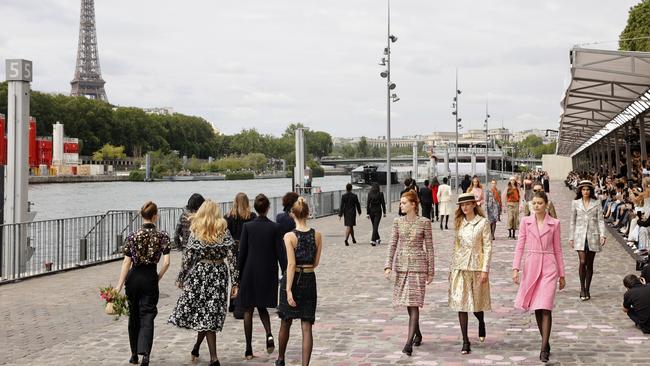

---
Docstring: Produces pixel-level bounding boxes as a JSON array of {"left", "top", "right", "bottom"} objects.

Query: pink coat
[{"left": 512, "top": 214, "right": 565, "bottom": 311}]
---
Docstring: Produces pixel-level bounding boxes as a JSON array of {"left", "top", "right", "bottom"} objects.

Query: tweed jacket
[
  {"left": 450, "top": 215, "right": 492, "bottom": 272},
  {"left": 569, "top": 198, "right": 606, "bottom": 252},
  {"left": 385, "top": 216, "right": 434, "bottom": 275}
]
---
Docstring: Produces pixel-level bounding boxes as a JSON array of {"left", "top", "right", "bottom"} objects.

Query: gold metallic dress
[
  {"left": 448, "top": 215, "right": 492, "bottom": 312},
  {"left": 385, "top": 216, "right": 434, "bottom": 307}
]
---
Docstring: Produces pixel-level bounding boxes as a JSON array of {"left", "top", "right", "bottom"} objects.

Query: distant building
[
  {"left": 511, "top": 128, "right": 545, "bottom": 143},
  {"left": 142, "top": 107, "right": 174, "bottom": 115}
]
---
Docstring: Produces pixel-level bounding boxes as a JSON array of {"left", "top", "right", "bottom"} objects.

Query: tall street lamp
[
  {"left": 484, "top": 102, "right": 490, "bottom": 185},
  {"left": 379, "top": 0, "right": 399, "bottom": 212},
  {"left": 452, "top": 70, "right": 462, "bottom": 192}
]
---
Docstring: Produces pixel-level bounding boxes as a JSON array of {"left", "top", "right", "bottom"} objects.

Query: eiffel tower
[{"left": 70, "top": 0, "right": 108, "bottom": 101}]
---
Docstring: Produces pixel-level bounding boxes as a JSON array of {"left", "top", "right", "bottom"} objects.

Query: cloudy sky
[{"left": 0, "top": 0, "right": 640, "bottom": 137}]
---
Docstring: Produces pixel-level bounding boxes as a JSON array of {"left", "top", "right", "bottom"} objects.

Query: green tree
[
  {"left": 620, "top": 0, "right": 650, "bottom": 51},
  {"left": 357, "top": 137, "right": 369, "bottom": 157},
  {"left": 92, "top": 144, "right": 127, "bottom": 161}
]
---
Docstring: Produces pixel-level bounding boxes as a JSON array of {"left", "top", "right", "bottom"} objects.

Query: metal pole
[
  {"left": 4, "top": 60, "right": 32, "bottom": 279},
  {"left": 485, "top": 102, "right": 489, "bottom": 185},
  {"left": 385, "top": 0, "right": 392, "bottom": 212},
  {"left": 640, "top": 114, "right": 647, "bottom": 163},
  {"left": 455, "top": 70, "right": 459, "bottom": 193}
]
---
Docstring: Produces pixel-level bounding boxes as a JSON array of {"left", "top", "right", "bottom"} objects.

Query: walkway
[{"left": 0, "top": 182, "right": 645, "bottom": 365}]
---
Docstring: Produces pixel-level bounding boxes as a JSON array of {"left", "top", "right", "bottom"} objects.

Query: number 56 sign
[{"left": 5, "top": 59, "right": 32, "bottom": 82}]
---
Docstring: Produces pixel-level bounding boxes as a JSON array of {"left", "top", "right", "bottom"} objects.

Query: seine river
[{"left": 28, "top": 175, "right": 352, "bottom": 220}]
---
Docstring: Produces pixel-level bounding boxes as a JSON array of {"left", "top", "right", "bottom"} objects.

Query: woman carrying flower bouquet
[
  {"left": 116, "top": 201, "right": 171, "bottom": 366},
  {"left": 168, "top": 200, "right": 239, "bottom": 366}
]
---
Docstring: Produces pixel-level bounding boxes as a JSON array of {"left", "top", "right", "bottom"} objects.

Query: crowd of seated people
[{"left": 565, "top": 152, "right": 650, "bottom": 262}]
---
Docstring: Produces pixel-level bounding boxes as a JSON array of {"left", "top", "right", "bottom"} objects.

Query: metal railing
[
  {"left": 1, "top": 208, "right": 183, "bottom": 282},
  {"left": 0, "top": 185, "right": 402, "bottom": 283}
]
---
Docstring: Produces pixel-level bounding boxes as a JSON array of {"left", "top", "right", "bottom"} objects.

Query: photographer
[{"left": 623, "top": 274, "right": 650, "bottom": 334}]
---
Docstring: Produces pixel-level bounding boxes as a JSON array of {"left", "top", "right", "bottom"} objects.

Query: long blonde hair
[
  {"left": 228, "top": 192, "right": 252, "bottom": 219},
  {"left": 454, "top": 202, "right": 486, "bottom": 233},
  {"left": 467, "top": 177, "right": 482, "bottom": 193},
  {"left": 191, "top": 200, "right": 227, "bottom": 243}
]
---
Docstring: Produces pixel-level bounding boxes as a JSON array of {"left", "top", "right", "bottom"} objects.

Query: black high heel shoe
[
  {"left": 540, "top": 350, "right": 550, "bottom": 363},
  {"left": 191, "top": 346, "right": 200, "bottom": 362},
  {"left": 412, "top": 332, "right": 422, "bottom": 347},
  {"left": 344, "top": 239, "right": 349, "bottom": 246},
  {"left": 478, "top": 322, "right": 486, "bottom": 342},
  {"left": 266, "top": 334, "right": 275, "bottom": 354},
  {"left": 352, "top": 238, "right": 357, "bottom": 244},
  {"left": 402, "top": 342, "right": 413, "bottom": 356},
  {"left": 461, "top": 341, "right": 471, "bottom": 355},
  {"left": 580, "top": 289, "right": 587, "bottom": 301},
  {"left": 140, "top": 355, "right": 149, "bottom": 366},
  {"left": 245, "top": 346, "right": 253, "bottom": 360},
  {"left": 209, "top": 360, "right": 221, "bottom": 366},
  {"left": 585, "top": 290, "right": 591, "bottom": 300},
  {"left": 129, "top": 354, "right": 139, "bottom": 364},
  {"left": 275, "top": 360, "right": 285, "bottom": 366}
]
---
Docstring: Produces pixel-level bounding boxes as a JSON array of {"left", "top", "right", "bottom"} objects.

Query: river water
[{"left": 28, "top": 176, "right": 352, "bottom": 220}]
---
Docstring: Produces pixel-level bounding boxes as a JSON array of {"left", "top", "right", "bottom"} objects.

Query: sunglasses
[{"left": 533, "top": 189, "right": 542, "bottom": 192}]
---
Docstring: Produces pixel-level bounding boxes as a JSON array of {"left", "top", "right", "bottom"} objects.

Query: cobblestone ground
[{"left": 0, "top": 182, "right": 646, "bottom": 365}]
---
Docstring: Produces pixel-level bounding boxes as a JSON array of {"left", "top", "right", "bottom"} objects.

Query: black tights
[
  {"left": 406, "top": 306, "right": 421, "bottom": 345},
  {"left": 345, "top": 226, "right": 356, "bottom": 242},
  {"left": 534, "top": 310, "right": 552, "bottom": 352},
  {"left": 440, "top": 215, "right": 449, "bottom": 228},
  {"left": 577, "top": 250, "right": 596, "bottom": 294},
  {"left": 243, "top": 307, "right": 272, "bottom": 349},
  {"left": 277, "top": 319, "right": 313, "bottom": 366},
  {"left": 194, "top": 331, "right": 218, "bottom": 362},
  {"left": 490, "top": 222, "right": 497, "bottom": 239},
  {"left": 458, "top": 311, "right": 485, "bottom": 342}
]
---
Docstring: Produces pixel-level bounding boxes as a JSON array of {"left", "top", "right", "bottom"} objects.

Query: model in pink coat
[{"left": 512, "top": 192, "right": 565, "bottom": 363}]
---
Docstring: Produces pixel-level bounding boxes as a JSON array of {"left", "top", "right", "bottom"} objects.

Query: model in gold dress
[{"left": 448, "top": 193, "right": 492, "bottom": 355}]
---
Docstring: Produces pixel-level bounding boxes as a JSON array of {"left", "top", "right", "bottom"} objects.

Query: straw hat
[
  {"left": 577, "top": 180, "right": 594, "bottom": 189},
  {"left": 457, "top": 192, "right": 477, "bottom": 205}
]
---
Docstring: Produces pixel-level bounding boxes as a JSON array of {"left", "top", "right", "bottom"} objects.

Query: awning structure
[{"left": 557, "top": 47, "right": 650, "bottom": 157}]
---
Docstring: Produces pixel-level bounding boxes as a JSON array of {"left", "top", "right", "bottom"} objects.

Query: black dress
[
  {"left": 238, "top": 216, "right": 287, "bottom": 308},
  {"left": 168, "top": 232, "right": 239, "bottom": 332},
  {"left": 225, "top": 212, "right": 257, "bottom": 242},
  {"left": 225, "top": 212, "right": 256, "bottom": 316},
  {"left": 339, "top": 192, "right": 361, "bottom": 226},
  {"left": 278, "top": 229, "right": 318, "bottom": 324}
]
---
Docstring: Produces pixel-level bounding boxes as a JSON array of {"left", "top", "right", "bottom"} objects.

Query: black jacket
[
  {"left": 238, "top": 216, "right": 287, "bottom": 308},
  {"left": 419, "top": 186, "right": 433, "bottom": 205},
  {"left": 367, "top": 191, "right": 386, "bottom": 215}
]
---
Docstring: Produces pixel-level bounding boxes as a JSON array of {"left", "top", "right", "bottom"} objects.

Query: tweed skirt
[{"left": 392, "top": 271, "right": 427, "bottom": 307}]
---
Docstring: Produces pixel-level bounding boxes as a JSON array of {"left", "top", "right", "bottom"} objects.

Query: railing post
[{"left": 79, "top": 238, "right": 87, "bottom": 261}]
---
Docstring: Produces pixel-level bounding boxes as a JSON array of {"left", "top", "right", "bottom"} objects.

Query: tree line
[{"left": 0, "top": 82, "right": 332, "bottom": 162}]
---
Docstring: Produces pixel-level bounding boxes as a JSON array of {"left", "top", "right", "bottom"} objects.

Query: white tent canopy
[{"left": 557, "top": 47, "right": 650, "bottom": 157}]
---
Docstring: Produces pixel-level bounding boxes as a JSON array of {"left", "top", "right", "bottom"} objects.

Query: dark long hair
[
  {"left": 575, "top": 185, "right": 597, "bottom": 200},
  {"left": 432, "top": 177, "right": 440, "bottom": 187},
  {"left": 368, "top": 182, "right": 382, "bottom": 202}
]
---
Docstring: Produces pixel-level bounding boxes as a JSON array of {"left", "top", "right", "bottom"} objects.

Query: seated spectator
[{"left": 623, "top": 274, "right": 650, "bottom": 334}]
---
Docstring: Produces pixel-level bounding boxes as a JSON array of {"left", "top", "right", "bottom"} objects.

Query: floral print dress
[{"left": 168, "top": 231, "right": 239, "bottom": 332}]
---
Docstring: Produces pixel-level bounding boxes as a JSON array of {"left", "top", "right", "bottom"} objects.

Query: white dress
[{"left": 437, "top": 184, "right": 453, "bottom": 216}]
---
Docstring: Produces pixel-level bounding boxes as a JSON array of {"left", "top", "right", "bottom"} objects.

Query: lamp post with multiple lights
[
  {"left": 452, "top": 71, "right": 462, "bottom": 192},
  {"left": 379, "top": 0, "right": 399, "bottom": 212},
  {"left": 484, "top": 102, "right": 490, "bottom": 184}
]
